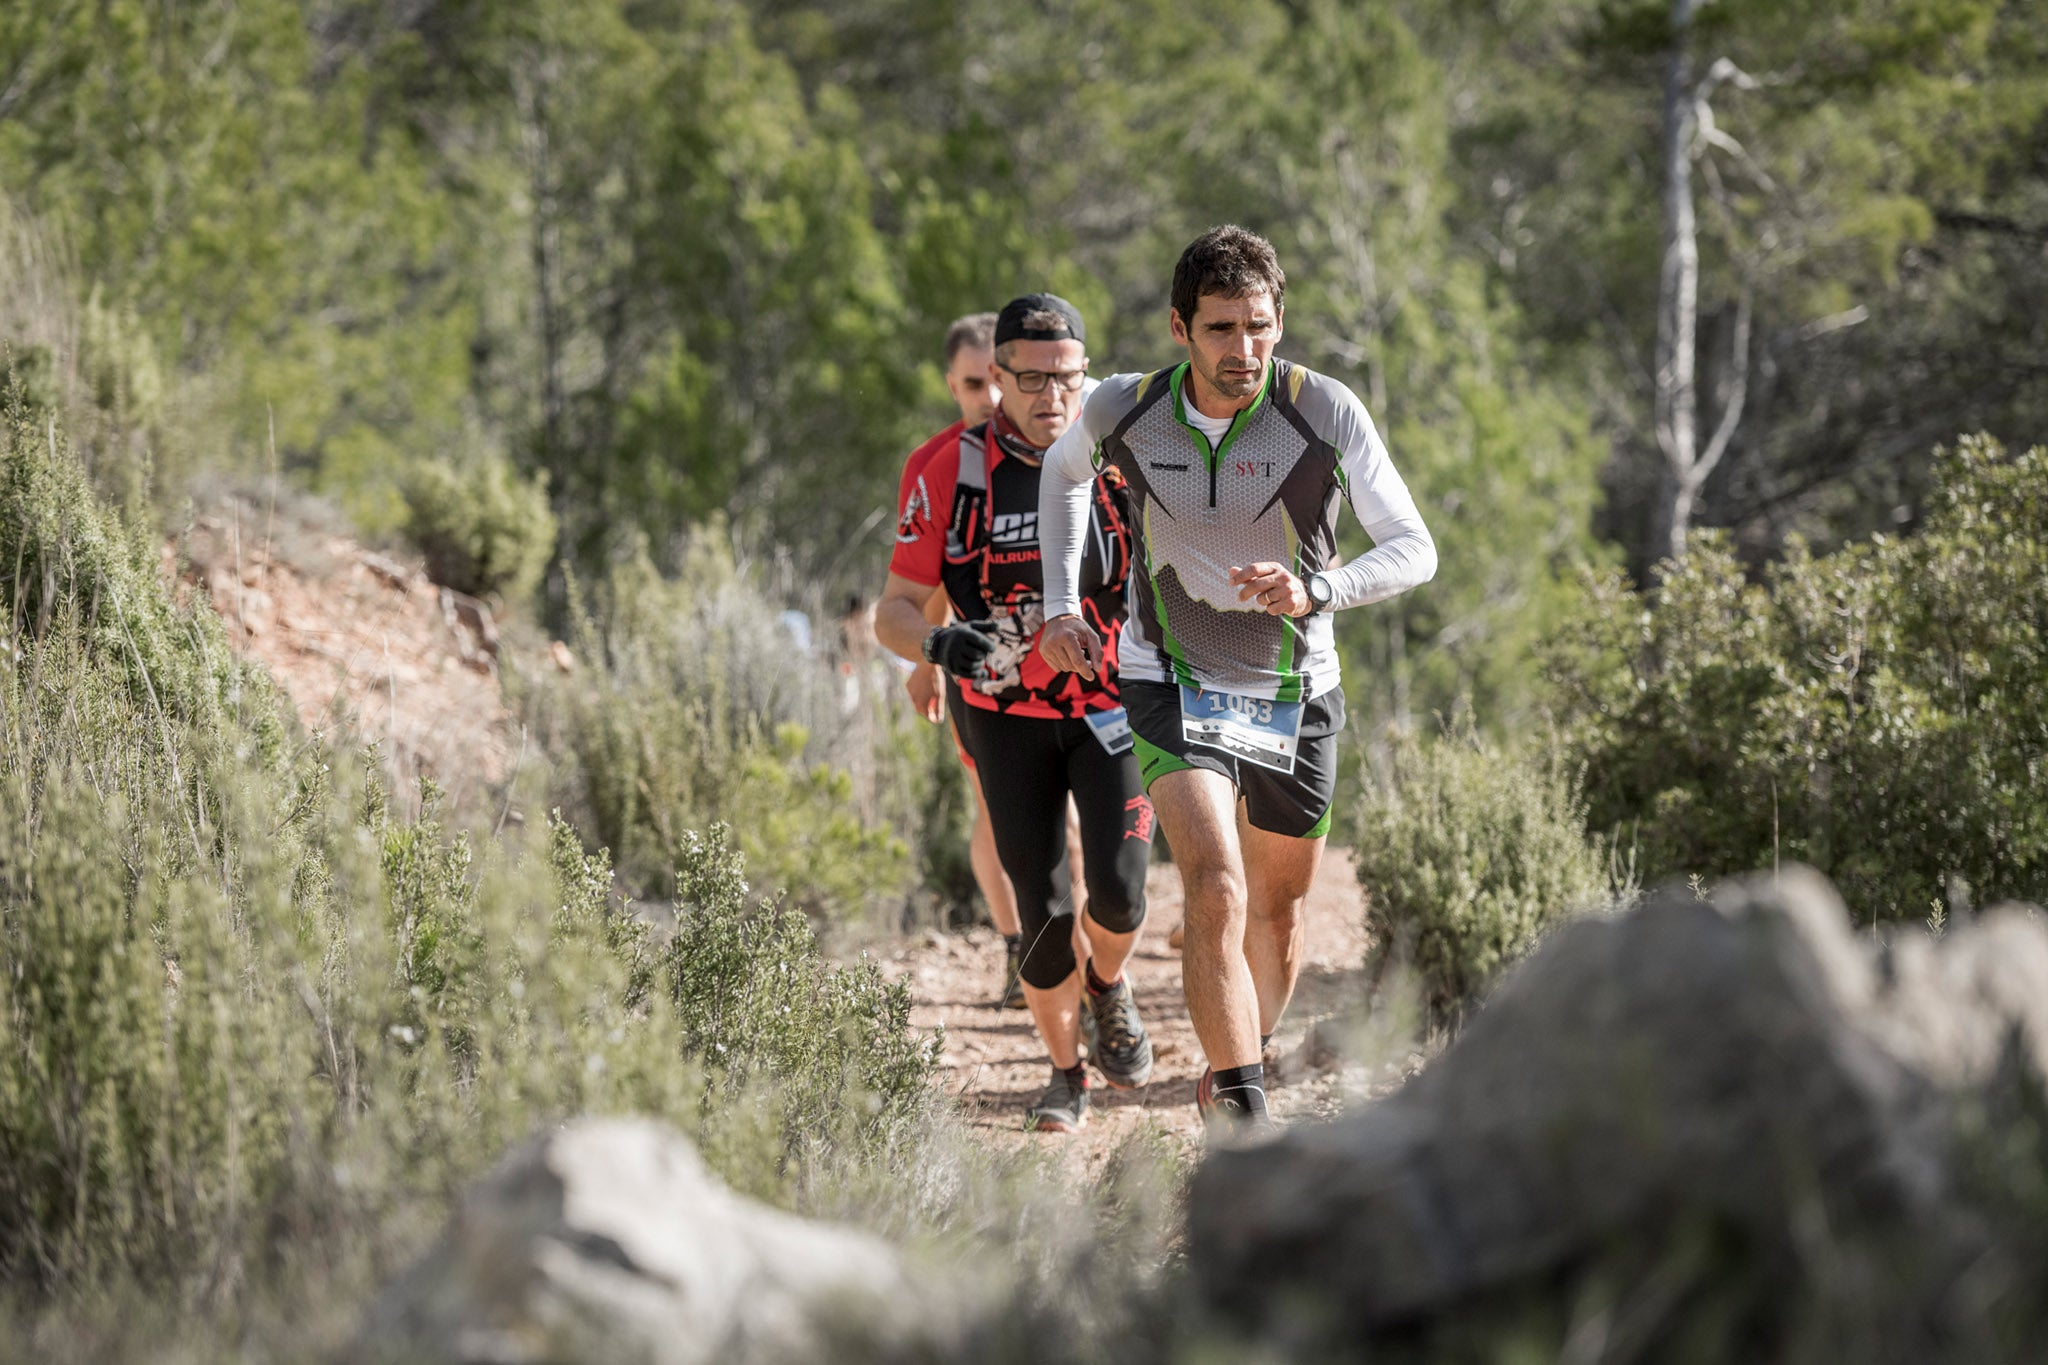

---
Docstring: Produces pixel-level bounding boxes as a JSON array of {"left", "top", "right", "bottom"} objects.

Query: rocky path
[{"left": 883, "top": 849, "right": 1377, "bottom": 1171}]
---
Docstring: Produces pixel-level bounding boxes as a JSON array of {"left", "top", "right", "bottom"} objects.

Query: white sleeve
[
  {"left": 1038, "top": 404, "right": 1100, "bottom": 621},
  {"left": 1324, "top": 392, "right": 1436, "bottom": 609}
]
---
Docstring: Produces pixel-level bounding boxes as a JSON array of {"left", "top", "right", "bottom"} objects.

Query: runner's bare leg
[
  {"left": 1022, "top": 977, "right": 1083, "bottom": 1069},
  {"left": 1149, "top": 767, "right": 1261, "bottom": 1071},
  {"left": 966, "top": 765, "right": 1021, "bottom": 937},
  {"left": 1238, "top": 817, "right": 1323, "bottom": 1037}
]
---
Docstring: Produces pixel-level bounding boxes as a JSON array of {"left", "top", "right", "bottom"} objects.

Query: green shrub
[
  {"left": 400, "top": 453, "right": 556, "bottom": 603},
  {"left": 1353, "top": 730, "right": 1624, "bottom": 1026},
  {"left": 1544, "top": 436, "right": 2048, "bottom": 920},
  {"left": 662, "top": 824, "right": 939, "bottom": 1194},
  {"left": 522, "top": 532, "right": 940, "bottom": 924},
  {"left": 0, "top": 400, "right": 941, "bottom": 1304}
]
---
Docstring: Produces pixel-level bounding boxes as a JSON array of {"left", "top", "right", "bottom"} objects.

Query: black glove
[{"left": 922, "top": 620, "right": 1001, "bottom": 678}]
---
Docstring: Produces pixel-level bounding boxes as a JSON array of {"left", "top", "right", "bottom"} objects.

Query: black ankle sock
[
  {"left": 1260, "top": 1033, "right": 1272, "bottom": 1051},
  {"left": 1060, "top": 1060, "right": 1089, "bottom": 1086},
  {"left": 1003, "top": 933, "right": 1021, "bottom": 951},
  {"left": 1084, "top": 961, "right": 1120, "bottom": 996},
  {"left": 1210, "top": 1063, "right": 1268, "bottom": 1118}
]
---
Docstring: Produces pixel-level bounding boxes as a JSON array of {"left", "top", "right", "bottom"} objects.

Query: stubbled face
[
  {"left": 1171, "top": 289, "right": 1282, "bottom": 409},
  {"left": 990, "top": 337, "right": 1088, "bottom": 449},
  {"left": 945, "top": 344, "right": 997, "bottom": 426}
]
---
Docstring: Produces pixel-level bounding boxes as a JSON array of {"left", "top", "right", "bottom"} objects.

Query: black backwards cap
[{"left": 993, "top": 293, "right": 1086, "bottom": 347}]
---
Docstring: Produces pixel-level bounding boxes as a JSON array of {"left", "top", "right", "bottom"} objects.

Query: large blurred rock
[
  {"left": 352, "top": 1117, "right": 932, "bottom": 1365},
  {"left": 1190, "top": 867, "right": 2048, "bottom": 1362}
]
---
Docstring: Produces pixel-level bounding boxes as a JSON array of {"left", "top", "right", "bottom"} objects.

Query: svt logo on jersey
[{"left": 989, "top": 512, "right": 1038, "bottom": 546}]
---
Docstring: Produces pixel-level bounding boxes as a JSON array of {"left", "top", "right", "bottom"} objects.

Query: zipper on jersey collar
[{"left": 1169, "top": 361, "right": 1274, "bottom": 508}]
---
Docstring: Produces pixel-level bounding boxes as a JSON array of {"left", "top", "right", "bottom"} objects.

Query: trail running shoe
[
  {"left": 999, "top": 938, "right": 1027, "bottom": 1010},
  {"left": 1087, "top": 976, "right": 1154, "bottom": 1089},
  {"left": 1025, "top": 1065, "right": 1090, "bottom": 1133}
]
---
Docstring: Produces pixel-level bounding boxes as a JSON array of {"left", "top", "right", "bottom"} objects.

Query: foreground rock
[
  {"left": 1191, "top": 867, "right": 2048, "bottom": 1363},
  {"left": 352, "top": 1118, "right": 934, "bottom": 1365}
]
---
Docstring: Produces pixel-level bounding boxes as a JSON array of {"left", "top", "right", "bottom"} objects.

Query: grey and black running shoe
[
  {"left": 998, "top": 939, "right": 1026, "bottom": 1010},
  {"left": 1087, "top": 976, "right": 1154, "bottom": 1089},
  {"left": 1024, "top": 1065, "right": 1090, "bottom": 1133}
]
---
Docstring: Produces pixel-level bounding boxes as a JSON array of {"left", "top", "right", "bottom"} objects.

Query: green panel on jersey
[{"left": 1135, "top": 734, "right": 1194, "bottom": 789}]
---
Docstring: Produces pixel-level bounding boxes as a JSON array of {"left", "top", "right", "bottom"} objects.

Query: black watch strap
[{"left": 1303, "top": 572, "right": 1333, "bottom": 616}]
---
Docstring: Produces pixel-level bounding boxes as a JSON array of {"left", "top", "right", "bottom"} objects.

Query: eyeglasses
[{"left": 998, "top": 362, "right": 1089, "bottom": 393}]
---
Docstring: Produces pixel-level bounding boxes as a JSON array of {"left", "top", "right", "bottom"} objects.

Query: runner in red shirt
[{"left": 876, "top": 295, "right": 1155, "bottom": 1132}]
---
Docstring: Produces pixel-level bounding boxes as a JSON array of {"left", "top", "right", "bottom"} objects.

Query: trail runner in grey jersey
[{"left": 1037, "top": 225, "right": 1435, "bottom": 1132}]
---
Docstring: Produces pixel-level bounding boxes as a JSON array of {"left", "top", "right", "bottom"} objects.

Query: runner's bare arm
[
  {"left": 900, "top": 589, "right": 951, "bottom": 721},
  {"left": 875, "top": 571, "right": 944, "bottom": 665}
]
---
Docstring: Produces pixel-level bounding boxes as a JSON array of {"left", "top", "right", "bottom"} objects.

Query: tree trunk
[
  {"left": 1653, "top": 0, "right": 1700, "bottom": 568},
  {"left": 516, "top": 61, "right": 566, "bottom": 470}
]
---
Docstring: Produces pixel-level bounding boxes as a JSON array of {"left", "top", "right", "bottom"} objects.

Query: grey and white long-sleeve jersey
[{"left": 1040, "top": 359, "right": 1435, "bottom": 702}]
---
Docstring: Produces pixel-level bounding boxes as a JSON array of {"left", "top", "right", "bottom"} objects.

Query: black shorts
[
  {"left": 1122, "top": 679, "right": 1344, "bottom": 839},
  {"left": 952, "top": 702, "right": 1152, "bottom": 989}
]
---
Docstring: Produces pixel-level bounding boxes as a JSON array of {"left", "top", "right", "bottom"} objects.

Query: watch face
[{"left": 1310, "top": 574, "right": 1332, "bottom": 606}]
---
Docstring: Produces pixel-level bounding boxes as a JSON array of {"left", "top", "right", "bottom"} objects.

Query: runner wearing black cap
[{"left": 876, "top": 294, "right": 1155, "bottom": 1133}]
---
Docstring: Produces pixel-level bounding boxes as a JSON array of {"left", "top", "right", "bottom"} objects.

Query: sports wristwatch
[{"left": 1302, "top": 571, "right": 1334, "bottom": 616}]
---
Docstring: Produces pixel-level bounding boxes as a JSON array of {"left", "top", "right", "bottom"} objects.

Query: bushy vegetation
[
  {"left": 1544, "top": 437, "right": 2048, "bottom": 921},
  {"left": 519, "top": 531, "right": 966, "bottom": 925},
  {"left": 0, "top": 396, "right": 938, "bottom": 1318},
  {"left": 1352, "top": 729, "right": 1626, "bottom": 1025},
  {"left": 400, "top": 451, "right": 557, "bottom": 604},
  {"left": 30, "top": 3, "right": 2044, "bottom": 738}
]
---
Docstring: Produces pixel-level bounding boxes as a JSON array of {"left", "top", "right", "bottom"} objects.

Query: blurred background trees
[{"left": 2, "top": 0, "right": 2042, "bottom": 737}]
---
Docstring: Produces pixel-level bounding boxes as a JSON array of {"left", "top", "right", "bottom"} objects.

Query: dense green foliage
[
  {"left": 3, "top": 0, "right": 2047, "bottom": 1352},
  {"left": 1352, "top": 731, "right": 1626, "bottom": 1024},
  {"left": 1545, "top": 437, "right": 2048, "bottom": 920},
  {"left": 400, "top": 451, "right": 558, "bottom": 603},
  {"left": 1454, "top": 0, "right": 2048, "bottom": 567},
  {"left": 0, "top": 398, "right": 936, "bottom": 1297},
  {"left": 6, "top": 1, "right": 2042, "bottom": 732}
]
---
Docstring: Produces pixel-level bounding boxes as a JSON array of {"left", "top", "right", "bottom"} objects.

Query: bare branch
[
  {"left": 1794, "top": 306, "right": 1868, "bottom": 342},
  {"left": 1696, "top": 56, "right": 1761, "bottom": 101},
  {"left": 1698, "top": 123, "right": 1777, "bottom": 191},
  {"left": 1696, "top": 284, "right": 1752, "bottom": 484}
]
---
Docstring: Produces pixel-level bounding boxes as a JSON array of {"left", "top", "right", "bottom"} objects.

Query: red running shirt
[{"left": 889, "top": 413, "right": 1133, "bottom": 719}]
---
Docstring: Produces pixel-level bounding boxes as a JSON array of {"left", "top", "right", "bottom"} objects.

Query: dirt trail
[{"left": 883, "top": 849, "right": 1376, "bottom": 1170}]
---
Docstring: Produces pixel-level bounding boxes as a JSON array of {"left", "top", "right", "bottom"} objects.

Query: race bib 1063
[{"left": 1179, "top": 685, "right": 1302, "bottom": 774}]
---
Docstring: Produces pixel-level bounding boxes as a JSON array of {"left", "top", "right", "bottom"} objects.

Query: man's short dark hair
[
  {"left": 943, "top": 312, "right": 997, "bottom": 366},
  {"left": 1171, "top": 225, "right": 1286, "bottom": 326}
]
